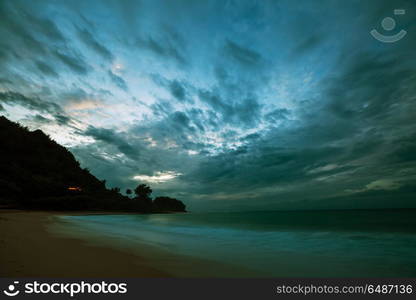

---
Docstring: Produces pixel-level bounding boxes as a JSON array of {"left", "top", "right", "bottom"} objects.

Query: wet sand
[
  {"left": 0, "top": 210, "right": 256, "bottom": 278},
  {"left": 0, "top": 210, "right": 168, "bottom": 277}
]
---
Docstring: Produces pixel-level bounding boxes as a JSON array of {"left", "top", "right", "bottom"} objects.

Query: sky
[{"left": 1, "top": 0, "right": 415, "bottom": 211}]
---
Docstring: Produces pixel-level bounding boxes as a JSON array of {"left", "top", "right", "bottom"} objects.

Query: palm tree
[{"left": 134, "top": 184, "right": 152, "bottom": 201}]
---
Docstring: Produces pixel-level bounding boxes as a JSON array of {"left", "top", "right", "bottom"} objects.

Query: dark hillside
[{"left": 0, "top": 116, "right": 186, "bottom": 212}]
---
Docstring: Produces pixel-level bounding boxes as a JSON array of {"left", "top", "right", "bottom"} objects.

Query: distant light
[{"left": 68, "top": 186, "right": 82, "bottom": 191}]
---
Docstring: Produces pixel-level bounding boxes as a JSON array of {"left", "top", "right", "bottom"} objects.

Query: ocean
[{"left": 55, "top": 210, "right": 416, "bottom": 277}]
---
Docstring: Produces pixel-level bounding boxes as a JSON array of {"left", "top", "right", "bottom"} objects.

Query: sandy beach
[
  {"left": 0, "top": 210, "right": 168, "bottom": 277},
  {"left": 1, "top": 210, "right": 415, "bottom": 278},
  {"left": 0, "top": 210, "right": 256, "bottom": 278}
]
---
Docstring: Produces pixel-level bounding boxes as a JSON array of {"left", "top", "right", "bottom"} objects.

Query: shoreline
[
  {"left": 0, "top": 210, "right": 169, "bottom": 277},
  {"left": 0, "top": 210, "right": 257, "bottom": 278},
  {"left": 2, "top": 210, "right": 415, "bottom": 277}
]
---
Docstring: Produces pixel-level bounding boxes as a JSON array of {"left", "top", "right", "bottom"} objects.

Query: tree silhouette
[
  {"left": 111, "top": 187, "right": 120, "bottom": 193},
  {"left": 153, "top": 196, "right": 186, "bottom": 212},
  {"left": 134, "top": 184, "right": 152, "bottom": 200},
  {"left": 126, "top": 188, "right": 132, "bottom": 195},
  {"left": 133, "top": 184, "right": 153, "bottom": 212}
]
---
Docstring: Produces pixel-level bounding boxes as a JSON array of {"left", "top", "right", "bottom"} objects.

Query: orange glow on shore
[{"left": 67, "top": 186, "right": 82, "bottom": 192}]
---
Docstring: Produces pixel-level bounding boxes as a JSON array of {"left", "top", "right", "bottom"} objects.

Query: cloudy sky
[{"left": 1, "top": 0, "right": 415, "bottom": 211}]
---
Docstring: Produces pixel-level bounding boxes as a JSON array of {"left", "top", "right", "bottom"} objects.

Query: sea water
[{"left": 57, "top": 210, "right": 416, "bottom": 277}]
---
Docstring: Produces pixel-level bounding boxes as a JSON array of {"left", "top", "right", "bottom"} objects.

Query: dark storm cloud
[
  {"left": 60, "top": 88, "right": 88, "bottom": 102},
  {"left": 77, "top": 28, "right": 114, "bottom": 61},
  {"left": 1, "top": 0, "right": 415, "bottom": 211},
  {"left": 265, "top": 108, "right": 290, "bottom": 123},
  {"left": 291, "top": 34, "right": 324, "bottom": 57},
  {"left": 84, "top": 126, "right": 140, "bottom": 159},
  {"left": 223, "top": 40, "right": 262, "bottom": 66},
  {"left": 171, "top": 111, "right": 191, "bottom": 128},
  {"left": 166, "top": 110, "right": 210, "bottom": 144},
  {"left": 178, "top": 26, "right": 416, "bottom": 210},
  {"left": 108, "top": 70, "right": 128, "bottom": 91},
  {"left": 53, "top": 50, "right": 89, "bottom": 75},
  {"left": 35, "top": 60, "right": 59, "bottom": 77},
  {"left": 150, "top": 100, "right": 174, "bottom": 118},
  {"left": 186, "top": 108, "right": 206, "bottom": 133},
  {"left": 325, "top": 53, "right": 415, "bottom": 121},
  {"left": 0, "top": 91, "right": 61, "bottom": 114},
  {"left": 0, "top": 78, "right": 12, "bottom": 85},
  {"left": 169, "top": 81, "right": 186, "bottom": 102},
  {"left": 151, "top": 75, "right": 191, "bottom": 103},
  {"left": 33, "top": 114, "right": 52, "bottom": 124},
  {"left": 127, "top": 108, "right": 216, "bottom": 161},
  {"left": 0, "top": 13, "right": 46, "bottom": 56},
  {"left": 185, "top": 143, "right": 345, "bottom": 191},
  {"left": 0, "top": 1, "right": 65, "bottom": 59},
  {"left": 24, "top": 14, "right": 65, "bottom": 42},
  {"left": 145, "top": 110, "right": 199, "bottom": 143},
  {"left": 240, "top": 132, "right": 261, "bottom": 142},
  {"left": 136, "top": 35, "right": 186, "bottom": 65},
  {"left": 0, "top": 91, "right": 77, "bottom": 128},
  {"left": 307, "top": 47, "right": 416, "bottom": 172},
  {"left": 54, "top": 114, "right": 71, "bottom": 126},
  {"left": 198, "top": 90, "right": 262, "bottom": 127},
  {"left": 392, "top": 140, "right": 416, "bottom": 164},
  {"left": 0, "top": 46, "right": 9, "bottom": 62}
]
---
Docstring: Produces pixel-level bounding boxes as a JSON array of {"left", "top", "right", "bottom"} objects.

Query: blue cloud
[{"left": 1, "top": 0, "right": 416, "bottom": 211}]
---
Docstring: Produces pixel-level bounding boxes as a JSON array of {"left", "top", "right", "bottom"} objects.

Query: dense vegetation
[{"left": 0, "top": 116, "right": 186, "bottom": 212}]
